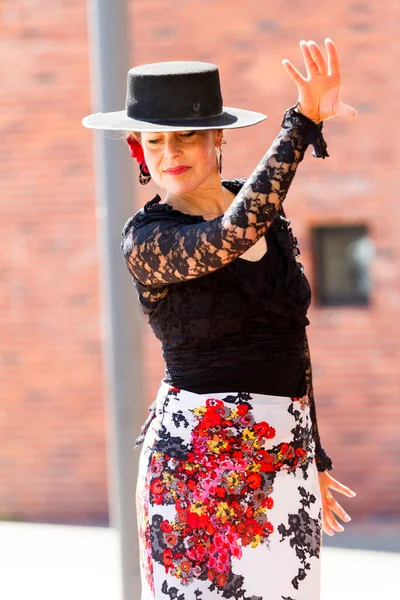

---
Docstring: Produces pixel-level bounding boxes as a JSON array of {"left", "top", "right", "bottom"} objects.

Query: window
[{"left": 313, "top": 225, "right": 373, "bottom": 306}]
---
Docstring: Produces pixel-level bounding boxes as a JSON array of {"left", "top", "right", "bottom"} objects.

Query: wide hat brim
[{"left": 82, "top": 106, "right": 267, "bottom": 132}]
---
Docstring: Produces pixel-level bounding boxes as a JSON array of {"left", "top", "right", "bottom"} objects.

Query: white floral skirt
[{"left": 135, "top": 382, "right": 322, "bottom": 600}]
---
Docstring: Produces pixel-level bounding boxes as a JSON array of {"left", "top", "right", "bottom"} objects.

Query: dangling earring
[
  {"left": 217, "top": 147, "right": 222, "bottom": 174},
  {"left": 139, "top": 162, "right": 151, "bottom": 185},
  {"left": 217, "top": 138, "right": 227, "bottom": 174}
]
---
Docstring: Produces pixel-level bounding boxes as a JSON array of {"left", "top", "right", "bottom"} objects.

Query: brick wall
[
  {"left": 1, "top": 0, "right": 399, "bottom": 523},
  {"left": 0, "top": 0, "right": 108, "bottom": 524}
]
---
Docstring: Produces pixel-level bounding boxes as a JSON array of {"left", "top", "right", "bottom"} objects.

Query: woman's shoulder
[
  {"left": 121, "top": 181, "right": 245, "bottom": 237},
  {"left": 121, "top": 193, "right": 192, "bottom": 238},
  {"left": 121, "top": 178, "right": 288, "bottom": 239}
]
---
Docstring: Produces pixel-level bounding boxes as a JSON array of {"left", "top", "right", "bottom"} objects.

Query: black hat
[{"left": 82, "top": 61, "right": 267, "bottom": 131}]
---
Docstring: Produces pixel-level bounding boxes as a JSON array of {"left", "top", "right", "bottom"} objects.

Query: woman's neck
[{"left": 162, "top": 178, "right": 236, "bottom": 219}]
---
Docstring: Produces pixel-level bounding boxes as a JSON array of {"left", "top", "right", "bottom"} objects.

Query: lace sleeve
[
  {"left": 304, "top": 333, "right": 334, "bottom": 472},
  {"left": 121, "top": 107, "right": 328, "bottom": 287}
]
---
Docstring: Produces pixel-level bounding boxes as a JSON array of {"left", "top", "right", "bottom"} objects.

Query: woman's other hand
[
  {"left": 317, "top": 470, "right": 356, "bottom": 536},
  {"left": 282, "top": 38, "right": 357, "bottom": 123}
]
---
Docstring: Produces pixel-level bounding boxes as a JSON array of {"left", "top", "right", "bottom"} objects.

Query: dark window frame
[{"left": 312, "top": 224, "right": 370, "bottom": 307}]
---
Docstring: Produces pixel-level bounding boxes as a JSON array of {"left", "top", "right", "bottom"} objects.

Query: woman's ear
[{"left": 215, "top": 128, "right": 224, "bottom": 148}]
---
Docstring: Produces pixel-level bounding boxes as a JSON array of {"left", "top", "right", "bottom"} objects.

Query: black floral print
[{"left": 277, "top": 486, "right": 322, "bottom": 591}]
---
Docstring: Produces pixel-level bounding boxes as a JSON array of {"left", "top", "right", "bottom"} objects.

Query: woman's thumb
[{"left": 339, "top": 102, "right": 357, "bottom": 119}]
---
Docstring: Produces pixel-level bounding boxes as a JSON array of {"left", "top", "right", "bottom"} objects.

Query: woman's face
[{"left": 140, "top": 129, "right": 223, "bottom": 195}]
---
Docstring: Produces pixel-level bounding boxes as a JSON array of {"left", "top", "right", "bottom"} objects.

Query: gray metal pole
[{"left": 85, "top": 1, "right": 144, "bottom": 599}]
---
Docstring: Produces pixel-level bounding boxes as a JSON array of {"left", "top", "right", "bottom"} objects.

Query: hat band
[
  {"left": 126, "top": 101, "right": 224, "bottom": 122},
  {"left": 126, "top": 108, "right": 225, "bottom": 123}
]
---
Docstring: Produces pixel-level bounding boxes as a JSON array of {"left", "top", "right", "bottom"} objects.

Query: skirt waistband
[{"left": 134, "top": 381, "right": 308, "bottom": 450}]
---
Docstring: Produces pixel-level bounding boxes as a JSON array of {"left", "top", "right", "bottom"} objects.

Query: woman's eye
[
  {"left": 148, "top": 138, "right": 161, "bottom": 145},
  {"left": 180, "top": 132, "right": 195, "bottom": 138}
]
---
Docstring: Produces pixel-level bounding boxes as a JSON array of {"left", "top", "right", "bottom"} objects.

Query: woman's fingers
[
  {"left": 319, "top": 472, "right": 356, "bottom": 536},
  {"left": 325, "top": 473, "right": 357, "bottom": 498},
  {"left": 325, "top": 508, "right": 345, "bottom": 532},
  {"left": 339, "top": 101, "right": 358, "bottom": 118},
  {"left": 307, "top": 41, "right": 327, "bottom": 76},
  {"left": 282, "top": 37, "right": 356, "bottom": 121},
  {"left": 325, "top": 37, "right": 340, "bottom": 77},
  {"left": 281, "top": 59, "right": 306, "bottom": 87},
  {"left": 322, "top": 512, "right": 335, "bottom": 536},
  {"left": 323, "top": 497, "right": 348, "bottom": 535},
  {"left": 299, "top": 40, "right": 319, "bottom": 79},
  {"left": 326, "top": 495, "right": 352, "bottom": 523}
]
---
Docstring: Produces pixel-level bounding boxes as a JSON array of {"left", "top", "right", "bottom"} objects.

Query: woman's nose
[{"left": 163, "top": 138, "right": 180, "bottom": 157}]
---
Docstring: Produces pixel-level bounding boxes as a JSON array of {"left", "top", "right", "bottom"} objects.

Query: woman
[{"left": 83, "top": 39, "right": 357, "bottom": 600}]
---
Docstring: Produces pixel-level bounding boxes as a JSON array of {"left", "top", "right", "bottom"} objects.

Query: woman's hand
[
  {"left": 318, "top": 470, "right": 356, "bottom": 535},
  {"left": 282, "top": 38, "right": 357, "bottom": 123}
]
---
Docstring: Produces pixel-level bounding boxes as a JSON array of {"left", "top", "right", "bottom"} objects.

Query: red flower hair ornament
[{"left": 126, "top": 135, "right": 151, "bottom": 184}]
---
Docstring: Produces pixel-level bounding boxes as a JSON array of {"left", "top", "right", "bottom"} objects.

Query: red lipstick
[{"left": 164, "top": 166, "right": 190, "bottom": 175}]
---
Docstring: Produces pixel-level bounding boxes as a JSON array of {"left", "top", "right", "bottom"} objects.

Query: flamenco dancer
[{"left": 83, "top": 38, "right": 357, "bottom": 600}]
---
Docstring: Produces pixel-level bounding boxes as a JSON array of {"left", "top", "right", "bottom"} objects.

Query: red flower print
[
  {"left": 144, "top": 397, "right": 310, "bottom": 591},
  {"left": 215, "top": 486, "right": 227, "bottom": 499},
  {"left": 207, "top": 569, "right": 216, "bottom": 581},
  {"left": 216, "top": 573, "right": 228, "bottom": 587},
  {"left": 150, "top": 478, "right": 164, "bottom": 495},
  {"left": 187, "top": 543, "right": 208, "bottom": 562},
  {"left": 262, "top": 497, "right": 274, "bottom": 509},
  {"left": 265, "top": 426, "right": 276, "bottom": 439},
  {"left": 201, "top": 411, "right": 223, "bottom": 428},
  {"left": 295, "top": 447, "right": 307, "bottom": 457},
  {"left": 247, "top": 472, "right": 262, "bottom": 490},
  {"left": 245, "top": 506, "right": 254, "bottom": 519},
  {"left": 232, "top": 450, "right": 244, "bottom": 460},
  {"left": 259, "top": 462, "right": 275, "bottom": 472},
  {"left": 232, "top": 544, "right": 242, "bottom": 559},
  {"left": 253, "top": 422, "right": 270, "bottom": 437},
  {"left": 263, "top": 521, "right": 274, "bottom": 534},
  {"left": 162, "top": 548, "right": 173, "bottom": 571},
  {"left": 230, "top": 501, "right": 245, "bottom": 518},
  {"left": 206, "top": 398, "right": 224, "bottom": 408},
  {"left": 165, "top": 533, "right": 178, "bottom": 546},
  {"left": 160, "top": 520, "right": 172, "bottom": 532},
  {"left": 181, "top": 560, "right": 192, "bottom": 573},
  {"left": 186, "top": 511, "right": 210, "bottom": 530}
]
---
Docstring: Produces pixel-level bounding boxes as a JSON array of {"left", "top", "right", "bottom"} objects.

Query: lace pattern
[
  {"left": 121, "top": 107, "right": 323, "bottom": 292},
  {"left": 304, "top": 333, "right": 334, "bottom": 472}
]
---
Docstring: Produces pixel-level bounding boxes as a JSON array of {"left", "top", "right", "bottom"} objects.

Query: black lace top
[{"left": 121, "top": 106, "right": 333, "bottom": 472}]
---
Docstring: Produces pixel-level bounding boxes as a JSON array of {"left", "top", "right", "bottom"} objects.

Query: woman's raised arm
[
  {"left": 122, "top": 39, "right": 355, "bottom": 287},
  {"left": 122, "top": 111, "right": 324, "bottom": 287}
]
